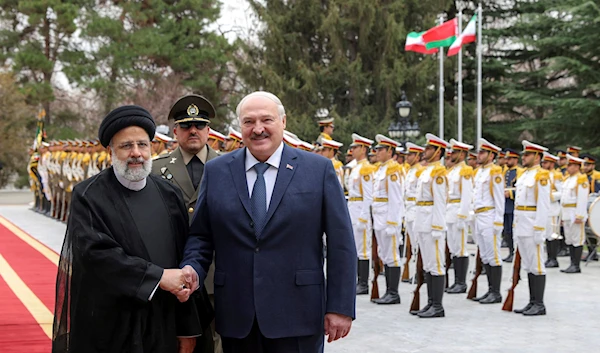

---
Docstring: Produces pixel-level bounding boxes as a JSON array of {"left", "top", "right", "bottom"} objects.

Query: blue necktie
[{"left": 251, "top": 163, "right": 269, "bottom": 237}]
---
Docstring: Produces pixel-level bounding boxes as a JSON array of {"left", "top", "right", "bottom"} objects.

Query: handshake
[{"left": 159, "top": 265, "right": 200, "bottom": 302}]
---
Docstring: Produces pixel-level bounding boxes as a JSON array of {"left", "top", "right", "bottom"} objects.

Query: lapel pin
[
  {"left": 170, "top": 157, "right": 177, "bottom": 164},
  {"left": 160, "top": 167, "right": 167, "bottom": 174},
  {"left": 286, "top": 164, "right": 293, "bottom": 170}
]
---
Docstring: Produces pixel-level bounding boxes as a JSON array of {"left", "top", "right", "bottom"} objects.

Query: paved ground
[{"left": 1, "top": 199, "right": 600, "bottom": 352}]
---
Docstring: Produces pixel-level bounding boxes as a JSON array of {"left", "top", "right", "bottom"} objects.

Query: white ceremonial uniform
[
  {"left": 372, "top": 160, "right": 404, "bottom": 267},
  {"left": 547, "top": 169, "right": 563, "bottom": 239},
  {"left": 560, "top": 173, "right": 589, "bottom": 247},
  {"left": 513, "top": 166, "right": 551, "bottom": 275},
  {"left": 404, "top": 163, "right": 423, "bottom": 255},
  {"left": 473, "top": 164, "right": 505, "bottom": 266},
  {"left": 331, "top": 159, "right": 344, "bottom": 188},
  {"left": 347, "top": 159, "right": 375, "bottom": 260},
  {"left": 446, "top": 162, "right": 474, "bottom": 257},
  {"left": 415, "top": 161, "right": 448, "bottom": 275}
]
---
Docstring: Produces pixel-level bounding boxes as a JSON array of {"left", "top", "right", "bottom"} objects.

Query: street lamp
[{"left": 388, "top": 92, "right": 420, "bottom": 143}]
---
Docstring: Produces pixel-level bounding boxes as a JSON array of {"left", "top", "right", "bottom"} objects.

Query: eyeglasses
[
  {"left": 116, "top": 141, "right": 150, "bottom": 150},
  {"left": 178, "top": 122, "right": 208, "bottom": 130}
]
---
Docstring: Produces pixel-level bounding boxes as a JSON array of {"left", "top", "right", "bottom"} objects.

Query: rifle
[
  {"left": 502, "top": 249, "right": 521, "bottom": 311},
  {"left": 467, "top": 250, "right": 483, "bottom": 300},
  {"left": 409, "top": 251, "right": 425, "bottom": 312},
  {"left": 402, "top": 233, "right": 412, "bottom": 282},
  {"left": 370, "top": 231, "right": 382, "bottom": 301},
  {"left": 445, "top": 243, "right": 452, "bottom": 289}
]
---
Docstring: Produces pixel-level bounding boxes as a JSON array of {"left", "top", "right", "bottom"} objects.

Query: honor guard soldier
[
  {"left": 207, "top": 128, "right": 226, "bottom": 152},
  {"left": 567, "top": 146, "right": 582, "bottom": 157},
  {"left": 152, "top": 131, "right": 172, "bottom": 158},
  {"left": 410, "top": 134, "right": 448, "bottom": 318},
  {"left": 467, "top": 151, "right": 479, "bottom": 169},
  {"left": 542, "top": 152, "right": 563, "bottom": 267},
  {"left": 582, "top": 154, "right": 600, "bottom": 193},
  {"left": 559, "top": 154, "right": 589, "bottom": 273},
  {"left": 404, "top": 142, "right": 425, "bottom": 273},
  {"left": 556, "top": 150, "right": 568, "bottom": 175},
  {"left": 371, "top": 135, "right": 404, "bottom": 305},
  {"left": 513, "top": 141, "right": 551, "bottom": 316},
  {"left": 321, "top": 139, "right": 344, "bottom": 188},
  {"left": 224, "top": 127, "right": 243, "bottom": 152},
  {"left": 503, "top": 149, "right": 523, "bottom": 262},
  {"left": 445, "top": 139, "right": 474, "bottom": 294},
  {"left": 316, "top": 112, "right": 334, "bottom": 145},
  {"left": 346, "top": 133, "right": 376, "bottom": 295},
  {"left": 297, "top": 140, "right": 315, "bottom": 152},
  {"left": 472, "top": 138, "right": 505, "bottom": 304}
]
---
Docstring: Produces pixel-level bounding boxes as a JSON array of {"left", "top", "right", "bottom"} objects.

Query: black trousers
[
  {"left": 503, "top": 213, "right": 514, "bottom": 250},
  {"left": 221, "top": 319, "right": 324, "bottom": 353}
]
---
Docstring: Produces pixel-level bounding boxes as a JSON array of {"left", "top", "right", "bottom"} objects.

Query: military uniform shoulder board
[
  {"left": 490, "top": 164, "right": 503, "bottom": 176},
  {"left": 460, "top": 165, "right": 474, "bottom": 180},
  {"left": 431, "top": 164, "right": 447, "bottom": 177},
  {"left": 577, "top": 174, "right": 588, "bottom": 185},
  {"left": 360, "top": 164, "right": 377, "bottom": 176}
]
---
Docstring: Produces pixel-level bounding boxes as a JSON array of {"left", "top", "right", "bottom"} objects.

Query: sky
[{"left": 214, "top": 0, "right": 258, "bottom": 43}]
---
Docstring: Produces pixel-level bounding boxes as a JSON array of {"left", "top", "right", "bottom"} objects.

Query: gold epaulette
[
  {"left": 83, "top": 153, "right": 91, "bottom": 163},
  {"left": 460, "top": 165, "right": 474, "bottom": 178},
  {"left": 92, "top": 152, "right": 99, "bottom": 162},
  {"left": 490, "top": 164, "right": 503, "bottom": 176},
  {"left": 516, "top": 166, "right": 525, "bottom": 179},
  {"left": 414, "top": 164, "right": 425, "bottom": 177},
  {"left": 431, "top": 164, "right": 447, "bottom": 178},
  {"left": 535, "top": 169, "right": 550, "bottom": 182},
  {"left": 386, "top": 161, "right": 401, "bottom": 176},
  {"left": 360, "top": 163, "right": 377, "bottom": 176},
  {"left": 593, "top": 170, "right": 600, "bottom": 180},
  {"left": 577, "top": 174, "right": 588, "bottom": 185},
  {"left": 553, "top": 170, "right": 563, "bottom": 180},
  {"left": 60, "top": 151, "right": 68, "bottom": 160},
  {"left": 332, "top": 160, "right": 343, "bottom": 170},
  {"left": 98, "top": 151, "right": 107, "bottom": 163}
]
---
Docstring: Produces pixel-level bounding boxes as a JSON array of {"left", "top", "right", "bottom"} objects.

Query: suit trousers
[
  {"left": 447, "top": 222, "right": 468, "bottom": 258},
  {"left": 563, "top": 221, "right": 585, "bottom": 247},
  {"left": 221, "top": 318, "right": 324, "bottom": 353},
  {"left": 515, "top": 236, "right": 546, "bottom": 275},
  {"left": 418, "top": 232, "right": 446, "bottom": 276}
]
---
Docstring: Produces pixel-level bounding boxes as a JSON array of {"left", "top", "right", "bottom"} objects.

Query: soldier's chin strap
[{"left": 428, "top": 145, "right": 441, "bottom": 163}]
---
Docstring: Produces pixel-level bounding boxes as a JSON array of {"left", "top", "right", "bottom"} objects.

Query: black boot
[
  {"left": 480, "top": 265, "right": 502, "bottom": 304},
  {"left": 447, "top": 256, "right": 468, "bottom": 294},
  {"left": 446, "top": 257, "right": 458, "bottom": 292},
  {"left": 561, "top": 246, "right": 582, "bottom": 273},
  {"left": 356, "top": 259, "right": 370, "bottom": 294},
  {"left": 372, "top": 265, "right": 390, "bottom": 302},
  {"left": 523, "top": 275, "right": 546, "bottom": 316},
  {"left": 514, "top": 273, "right": 534, "bottom": 313},
  {"left": 375, "top": 267, "right": 401, "bottom": 304},
  {"left": 410, "top": 272, "right": 431, "bottom": 315},
  {"left": 545, "top": 240, "right": 559, "bottom": 268},
  {"left": 418, "top": 275, "right": 445, "bottom": 318},
  {"left": 557, "top": 238, "right": 569, "bottom": 257},
  {"left": 473, "top": 264, "right": 492, "bottom": 301}
]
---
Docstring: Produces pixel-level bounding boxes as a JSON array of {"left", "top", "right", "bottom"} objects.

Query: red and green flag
[
  {"left": 448, "top": 15, "right": 477, "bottom": 57},
  {"left": 405, "top": 31, "right": 439, "bottom": 54},
  {"left": 422, "top": 18, "right": 458, "bottom": 50}
]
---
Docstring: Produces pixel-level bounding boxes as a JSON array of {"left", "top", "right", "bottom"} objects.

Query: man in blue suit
[{"left": 177, "top": 91, "right": 357, "bottom": 352}]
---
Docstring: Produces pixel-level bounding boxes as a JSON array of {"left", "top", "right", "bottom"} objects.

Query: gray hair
[{"left": 236, "top": 91, "right": 286, "bottom": 121}]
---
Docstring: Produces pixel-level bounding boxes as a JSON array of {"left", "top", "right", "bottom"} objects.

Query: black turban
[{"left": 98, "top": 105, "right": 156, "bottom": 147}]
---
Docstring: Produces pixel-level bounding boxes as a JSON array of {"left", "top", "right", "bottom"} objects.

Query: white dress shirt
[{"left": 245, "top": 142, "right": 284, "bottom": 210}]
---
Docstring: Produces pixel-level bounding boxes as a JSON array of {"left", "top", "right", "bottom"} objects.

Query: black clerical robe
[{"left": 53, "top": 168, "right": 208, "bottom": 353}]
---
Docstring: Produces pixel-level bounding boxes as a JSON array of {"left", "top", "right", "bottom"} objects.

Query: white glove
[
  {"left": 432, "top": 230, "right": 445, "bottom": 240},
  {"left": 457, "top": 220, "right": 466, "bottom": 231},
  {"left": 385, "top": 225, "right": 397, "bottom": 236},
  {"left": 356, "top": 221, "right": 367, "bottom": 232},
  {"left": 533, "top": 230, "right": 545, "bottom": 245}
]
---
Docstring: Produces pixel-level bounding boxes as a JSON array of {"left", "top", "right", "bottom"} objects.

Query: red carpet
[{"left": 0, "top": 220, "right": 57, "bottom": 352}]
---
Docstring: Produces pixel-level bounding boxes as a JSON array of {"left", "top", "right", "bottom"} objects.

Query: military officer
[
  {"left": 567, "top": 145, "right": 582, "bottom": 157},
  {"left": 472, "top": 138, "right": 504, "bottom": 304},
  {"left": 346, "top": 134, "right": 376, "bottom": 295},
  {"left": 151, "top": 131, "right": 172, "bottom": 158},
  {"left": 556, "top": 150, "right": 568, "bottom": 175},
  {"left": 403, "top": 142, "right": 425, "bottom": 281},
  {"left": 582, "top": 154, "right": 600, "bottom": 194},
  {"left": 410, "top": 134, "right": 448, "bottom": 318},
  {"left": 368, "top": 148, "right": 378, "bottom": 165},
  {"left": 207, "top": 128, "right": 226, "bottom": 152},
  {"left": 512, "top": 141, "right": 551, "bottom": 316},
  {"left": 503, "top": 148, "right": 523, "bottom": 262},
  {"left": 559, "top": 154, "right": 589, "bottom": 274},
  {"left": 445, "top": 139, "right": 474, "bottom": 294},
  {"left": 316, "top": 116, "right": 334, "bottom": 145},
  {"left": 223, "top": 127, "right": 243, "bottom": 152},
  {"left": 467, "top": 151, "right": 479, "bottom": 169},
  {"left": 371, "top": 135, "right": 404, "bottom": 305},
  {"left": 542, "top": 152, "right": 563, "bottom": 268},
  {"left": 321, "top": 139, "right": 344, "bottom": 188}
]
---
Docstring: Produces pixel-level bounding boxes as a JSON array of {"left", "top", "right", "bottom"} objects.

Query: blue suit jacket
[{"left": 181, "top": 145, "right": 357, "bottom": 339}]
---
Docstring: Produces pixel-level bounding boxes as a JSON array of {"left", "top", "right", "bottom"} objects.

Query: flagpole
[
  {"left": 438, "top": 15, "right": 444, "bottom": 140},
  {"left": 457, "top": 10, "right": 463, "bottom": 142},
  {"left": 476, "top": 3, "right": 482, "bottom": 144}
]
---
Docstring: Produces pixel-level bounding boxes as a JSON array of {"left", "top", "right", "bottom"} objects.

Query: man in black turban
[{"left": 53, "top": 105, "right": 212, "bottom": 353}]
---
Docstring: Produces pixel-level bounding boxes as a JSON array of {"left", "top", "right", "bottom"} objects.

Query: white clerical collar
[
  {"left": 245, "top": 142, "right": 284, "bottom": 172},
  {"left": 113, "top": 167, "right": 147, "bottom": 191}
]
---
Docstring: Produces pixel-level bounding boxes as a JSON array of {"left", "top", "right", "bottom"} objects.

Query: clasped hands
[{"left": 159, "top": 265, "right": 200, "bottom": 303}]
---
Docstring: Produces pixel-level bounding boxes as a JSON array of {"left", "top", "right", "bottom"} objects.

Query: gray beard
[{"left": 111, "top": 151, "right": 152, "bottom": 182}]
